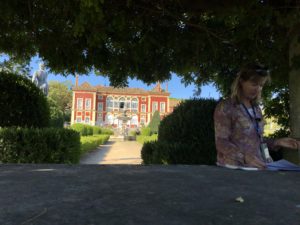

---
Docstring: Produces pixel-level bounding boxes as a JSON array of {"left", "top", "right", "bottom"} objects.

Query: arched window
[
  {"left": 114, "top": 97, "right": 119, "bottom": 108},
  {"left": 126, "top": 98, "right": 131, "bottom": 109},
  {"left": 131, "top": 98, "right": 138, "bottom": 112},
  {"left": 119, "top": 97, "right": 125, "bottom": 109}
]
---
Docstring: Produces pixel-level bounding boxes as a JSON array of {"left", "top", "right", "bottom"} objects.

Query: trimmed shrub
[
  {"left": 141, "top": 127, "right": 151, "bottom": 136},
  {"left": 0, "top": 127, "right": 80, "bottom": 163},
  {"left": 142, "top": 98, "right": 218, "bottom": 165},
  {"left": 70, "top": 124, "right": 89, "bottom": 136},
  {"left": 70, "top": 124, "right": 113, "bottom": 136},
  {"left": 80, "top": 134, "right": 110, "bottom": 154},
  {"left": 148, "top": 110, "right": 161, "bottom": 134},
  {"left": 93, "top": 126, "right": 102, "bottom": 135},
  {"left": 101, "top": 128, "right": 114, "bottom": 135},
  {"left": 136, "top": 134, "right": 158, "bottom": 144},
  {"left": 141, "top": 141, "right": 169, "bottom": 164},
  {"left": 142, "top": 141, "right": 214, "bottom": 165},
  {"left": 86, "top": 125, "right": 93, "bottom": 136},
  {"left": 0, "top": 72, "right": 50, "bottom": 127}
]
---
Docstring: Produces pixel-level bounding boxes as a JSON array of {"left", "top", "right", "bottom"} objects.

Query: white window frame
[
  {"left": 152, "top": 102, "right": 158, "bottom": 112},
  {"left": 160, "top": 102, "right": 165, "bottom": 113},
  {"left": 141, "top": 104, "right": 146, "bottom": 113},
  {"left": 98, "top": 102, "right": 103, "bottom": 111},
  {"left": 77, "top": 98, "right": 83, "bottom": 110},
  {"left": 97, "top": 113, "right": 103, "bottom": 122},
  {"left": 76, "top": 117, "right": 82, "bottom": 123},
  {"left": 131, "top": 98, "right": 138, "bottom": 112},
  {"left": 85, "top": 98, "right": 91, "bottom": 110},
  {"left": 119, "top": 97, "right": 126, "bottom": 109},
  {"left": 140, "top": 116, "right": 146, "bottom": 125},
  {"left": 106, "top": 96, "right": 113, "bottom": 111},
  {"left": 85, "top": 117, "right": 90, "bottom": 124}
]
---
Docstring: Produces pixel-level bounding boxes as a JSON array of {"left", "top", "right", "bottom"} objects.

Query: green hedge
[
  {"left": 142, "top": 98, "right": 218, "bottom": 165},
  {"left": 93, "top": 126, "right": 102, "bottom": 135},
  {"left": 141, "top": 141, "right": 216, "bottom": 165},
  {"left": 141, "top": 127, "right": 151, "bottom": 136},
  {"left": 70, "top": 124, "right": 113, "bottom": 136},
  {"left": 80, "top": 135, "right": 110, "bottom": 154},
  {"left": 136, "top": 134, "right": 158, "bottom": 144},
  {"left": 0, "top": 72, "right": 50, "bottom": 128},
  {"left": 0, "top": 127, "right": 80, "bottom": 163},
  {"left": 101, "top": 128, "right": 114, "bottom": 135}
]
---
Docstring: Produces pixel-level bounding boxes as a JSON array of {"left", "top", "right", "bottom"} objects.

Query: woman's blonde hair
[{"left": 231, "top": 63, "right": 271, "bottom": 105}]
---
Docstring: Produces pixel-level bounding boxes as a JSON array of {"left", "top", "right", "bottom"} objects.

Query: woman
[{"left": 214, "top": 63, "right": 299, "bottom": 169}]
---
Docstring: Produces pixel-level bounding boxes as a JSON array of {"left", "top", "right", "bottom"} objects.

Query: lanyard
[{"left": 241, "top": 103, "right": 262, "bottom": 141}]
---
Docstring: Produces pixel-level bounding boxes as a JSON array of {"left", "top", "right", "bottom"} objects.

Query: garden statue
[{"left": 32, "top": 62, "right": 49, "bottom": 96}]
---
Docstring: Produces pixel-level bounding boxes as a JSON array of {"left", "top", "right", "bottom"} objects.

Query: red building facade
[{"left": 71, "top": 80, "right": 172, "bottom": 128}]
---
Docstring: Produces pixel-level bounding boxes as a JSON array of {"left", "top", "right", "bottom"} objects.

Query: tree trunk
[{"left": 287, "top": 34, "right": 300, "bottom": 163}]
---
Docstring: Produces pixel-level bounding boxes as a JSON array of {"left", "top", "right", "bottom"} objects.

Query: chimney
[
  {"left": 158, "top": 81, "right": 161, "bottom": 92},
  {"left": 166, "top": 82, "right": 168, "bottom": 92},
  {"left": 75, "top": 74, "right": 79, "bottom": 87}
]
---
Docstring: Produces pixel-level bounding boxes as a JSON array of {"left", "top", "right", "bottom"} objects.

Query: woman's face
[{"left": 240, "top": 77, "right": 266, "bottom": 100}]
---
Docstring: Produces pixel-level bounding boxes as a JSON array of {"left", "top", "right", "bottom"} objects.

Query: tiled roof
[{"left": 72, "top": 82, "right": 170, "bottom": 96}]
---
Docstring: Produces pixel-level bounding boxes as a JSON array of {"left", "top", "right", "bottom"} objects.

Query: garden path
[{"left": 80, "top": 138, "right": 143, "bottom": 164}]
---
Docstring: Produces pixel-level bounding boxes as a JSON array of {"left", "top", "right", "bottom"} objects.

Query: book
[{"left": 266, "top": 159, "right": 300, "bottom": 171}]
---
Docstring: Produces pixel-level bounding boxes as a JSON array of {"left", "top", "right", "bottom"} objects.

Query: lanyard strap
[{"left": 241, "top": 103, "right": 262, "bottom": 141}]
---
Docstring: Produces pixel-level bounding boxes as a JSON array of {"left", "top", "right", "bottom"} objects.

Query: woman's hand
[
  {"left": 245, "top": 153, "right": 266, "bottom": 169},
  {"left": 275, "top": 138, "right": 300, "bottom": 149}
]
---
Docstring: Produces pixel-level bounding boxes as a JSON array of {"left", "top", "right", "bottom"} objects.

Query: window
[
  {"left": 142, "top": 97, "right": 146, "bottom": 101},
  {"left": 85, "top": 98, "right": 91, "bottom": 110},
  {"left": 152, "top": 102, "right": 158, "bottom": 112},
  {"left": 114, "top": 100, "right": 119, "bottom": 108},
  {"left": 96, "top": 113, "right": 103, "bottom": 126},
  {"left": 131, "top": 98, "right": 138, "bottom": 112},
  {"left": 126, "top": 101, "right": 131, "bottom": 109},
  {"left": 106, "top": 96, "right": 113, "bottom": 111},
  {"left": 97, "top": 113, "right": 103, "bottom": 122},
  {"left": 76, "top": 117, "right": 82, "bottom": 123},
  {"left": 98, "top": 95, "right": 103, "bottom": 100},
  {"left": 98, "top": 102, "right": 103, "bottom": 111},
  {"left": 141, "top": 104, "right": 146, "bottom": 113},
  {"left": 85, "top": 117, "right": 90, "bottom": 124},
  {"left": 119, "top": 97, "right": 125, "bottom": 109},
  {"left": 160, "top": 102, "right": 165, "bottom": 113},
  {"left": 77, "top": 98, "right": 83, "bottom": 110},
  {"left": 140, "top": 116, "right": 146, "bottom": 125}
]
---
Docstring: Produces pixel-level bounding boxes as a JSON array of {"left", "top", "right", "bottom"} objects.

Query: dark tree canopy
[{"left": 1, "top": 0, "right": 299, "bottom": 88}]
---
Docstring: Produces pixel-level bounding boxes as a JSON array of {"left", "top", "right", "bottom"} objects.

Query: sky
[{"left": 4, "top": 55, "right": 221, "bottom": 99}]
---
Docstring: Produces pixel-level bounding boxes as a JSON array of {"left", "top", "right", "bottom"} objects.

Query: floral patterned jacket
[{"left": 214, "top": 98, "right": 276, "bottom": 167}]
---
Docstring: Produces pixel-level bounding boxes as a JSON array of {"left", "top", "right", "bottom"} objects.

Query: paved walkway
[{"left": 80, "top": 138, "right": 143, "bottom": 164}]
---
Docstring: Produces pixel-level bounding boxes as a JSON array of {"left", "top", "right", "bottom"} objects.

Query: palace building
[{"left": 71, "top": 77, "right": 180, "bottom": 128}]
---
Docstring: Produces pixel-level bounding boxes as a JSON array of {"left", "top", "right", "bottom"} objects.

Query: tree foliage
[
  {"left": 48, "top": 81, "right": 72, "bottom": 122},
  {"left": 1, "top": 1, "right": 299, "bottom": 86},
  {"left": 1, "top": 1, "right": 300, "bottom": 136},
  {"left": 148, "top": 111, "right": 161, "bottom": 134},
  {"left": 0, "top": 54, "right": 31, "bottom": 77}
]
